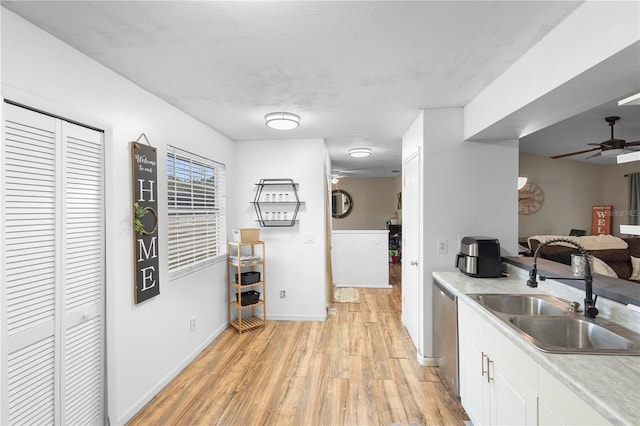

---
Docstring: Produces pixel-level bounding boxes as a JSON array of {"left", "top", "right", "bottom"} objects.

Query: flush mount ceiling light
[
  {"left": 265, "top": 112, "right": 300, "bottom": 130},
  {"left": 348, "top": 147, "right": 372, "bottom": 158}
]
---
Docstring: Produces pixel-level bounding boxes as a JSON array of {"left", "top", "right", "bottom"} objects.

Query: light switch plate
[{"left": 437, "top": 239, "right": 448, "bottom": 255}]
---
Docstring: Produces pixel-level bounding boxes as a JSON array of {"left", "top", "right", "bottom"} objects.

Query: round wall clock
[{"left": 518, "top": 182, "right": 544, "bottom": 215}]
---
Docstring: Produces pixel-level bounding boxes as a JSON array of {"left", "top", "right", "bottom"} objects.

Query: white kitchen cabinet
[
  {"left": 459, "top": 300, "right": 613, "bottom": 426},
  {"left": 538, "top": 366, "right": 609, "bottom": 425},
  {"left": 459, "top": 301, "right": 538, "bottom": 425}
]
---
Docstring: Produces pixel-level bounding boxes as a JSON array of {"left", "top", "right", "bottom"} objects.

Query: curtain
[{"left": 630, "top": 172, "right": 640, "bottom": 226}]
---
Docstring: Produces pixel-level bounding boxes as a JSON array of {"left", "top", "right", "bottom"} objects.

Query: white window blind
[{"left": 167, "top": 145, "right": 226, "bottom": 276}]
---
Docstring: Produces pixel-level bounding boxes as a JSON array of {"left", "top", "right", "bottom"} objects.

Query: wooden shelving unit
[{"left": 227, "top": 241, "right": 266, "bottom": 333}]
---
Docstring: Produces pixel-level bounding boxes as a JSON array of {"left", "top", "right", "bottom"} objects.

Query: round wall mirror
[{"left": 332, "top": 189, "right": 353, "bottom": 218}]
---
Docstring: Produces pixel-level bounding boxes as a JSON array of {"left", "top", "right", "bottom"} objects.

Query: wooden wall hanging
[
  {"left": 131, "top": 134, "right": 160, "bottom": 303},
  {"left": 591, "top": 205, "right": 612, "bottom": 235}
]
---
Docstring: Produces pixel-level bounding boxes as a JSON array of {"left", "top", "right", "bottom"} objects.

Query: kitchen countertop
[{"left": 433, "top": 269, "right": 640, "bottom": 426}]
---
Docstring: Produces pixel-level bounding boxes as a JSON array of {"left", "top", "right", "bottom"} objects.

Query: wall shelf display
[
  {"left": 228, "top": 241, "right": 266, "bottom": 333},
  {"left": 252, "top": 178, "right": 303, "bottom": 227}
]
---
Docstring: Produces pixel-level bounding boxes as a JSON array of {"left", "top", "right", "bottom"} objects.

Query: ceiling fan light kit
[
  {"left": 618, "top": 150, "right": 640, "bottom": 164},
  {"left": 551, "top": 116, "right": 640, "bottom": 160},
  {"left": 349, "top": 147, "right": 372, "bottom": 158},
  {"left": 264, "top": 112, "right": 300, "bottom": 130}
]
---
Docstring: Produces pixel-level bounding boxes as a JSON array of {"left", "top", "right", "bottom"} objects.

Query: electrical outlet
[
  {"left": 190, "top": 317, "right": 196, "bottom": 332},
  {"left": 280, "top": 290, "right": 286, "bottom": 298},
  {"left": 437, "top": 239, "right": 448, "bottom": 255}
]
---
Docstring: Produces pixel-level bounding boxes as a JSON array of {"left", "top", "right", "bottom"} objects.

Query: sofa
[{"left": 528, "top": 235, "right": 640, "bottom": 283}]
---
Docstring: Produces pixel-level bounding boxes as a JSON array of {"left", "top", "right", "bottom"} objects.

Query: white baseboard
[
  {"left": 417, "top": 353, "right": 438, "bottom": 367},
  {"left": 334, "top": 283, "right": 392, "bottom": 289},
  {"left": 266, "top": 313, "right": 327, "bottom": 322}
]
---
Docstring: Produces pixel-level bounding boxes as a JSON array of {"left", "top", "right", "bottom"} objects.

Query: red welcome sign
[{"left": 591, "top": 205, "right": 612, "bottom": 235}]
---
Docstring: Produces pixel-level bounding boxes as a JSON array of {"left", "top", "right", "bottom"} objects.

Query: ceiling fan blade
[
  {"left": 585, "top": 151, "right": 602, "bottom": 160},
  {"left": 550, "top": 147, "right": 601, "bottom": 159},
  {"left": 625, "top": 141, "right": 640, "bottom": 146}
]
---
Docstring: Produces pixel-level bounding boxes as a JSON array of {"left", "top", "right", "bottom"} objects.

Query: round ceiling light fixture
[
  {"left": 348, "top": 147, "right": 372, "bottom": 158},
  {"left": 265, "top": 112, "right": 300, "bottom": 130}
]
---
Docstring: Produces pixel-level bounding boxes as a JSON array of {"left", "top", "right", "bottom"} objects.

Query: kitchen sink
[
  {"left": 468, "top": 293, "right": 640, "bottom": 355},
  {"left": 469, "top": 293, "right": 571, "bottom": 316},
  {"left": 509, "top": 316, "right": 640, "bottom": 355}
]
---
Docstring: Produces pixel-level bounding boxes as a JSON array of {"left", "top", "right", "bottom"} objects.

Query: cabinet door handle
[
  {"left": 487, "top": 358, "right": 494, "bottom": 383},
  {"left": 481, "top": 351, "right": 488, "bottom": 378}
]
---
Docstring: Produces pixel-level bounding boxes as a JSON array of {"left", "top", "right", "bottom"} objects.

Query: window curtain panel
[{"left": 630, "top": 172, "right": 640, "bottom": 226}]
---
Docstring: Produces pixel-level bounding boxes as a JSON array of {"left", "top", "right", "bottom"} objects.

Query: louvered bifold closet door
[
  {"left": 60, "top": 121, "right": 104, "bottom": 426},
  {"left": 1, "top": 103, "right": 104, "bottom": 425}
]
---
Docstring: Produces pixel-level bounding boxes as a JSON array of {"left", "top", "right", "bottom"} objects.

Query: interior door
[
  {"left": 402, "top": 151, "right": 421, "bottom": 348},
  {"left": 1, "top": 103, "right": 105, "bottom": 425}
]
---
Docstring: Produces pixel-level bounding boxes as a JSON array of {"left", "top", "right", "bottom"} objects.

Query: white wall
[
  {"left": 2, "top": 11, "right": 234, "bottom": 424},
  {"left": 465, "top": 1, "right": 640, "bottom": 141},
  {"left": 233, "top": 138, "right": 328, "bottom": 321},
  {"left": 403, "top": 108, "right": 518, "bottom": 359},
  {"left": 331, "top": 230, "right": 390, "bottom": 288}
]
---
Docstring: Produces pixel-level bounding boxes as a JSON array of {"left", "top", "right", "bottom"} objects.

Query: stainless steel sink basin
[
  {"left": 469, "top": 293, "right": 571, "bottom": 316},
  {"left": 468, "top": 293, "right": 640, "bottom": 355},
  {"left": 509, "top": 316, "right": 640, "bottom": 355}
]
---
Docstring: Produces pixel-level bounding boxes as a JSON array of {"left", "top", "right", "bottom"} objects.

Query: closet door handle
[{"left": 410, "top": 260, "right": 418, "bottom": 266}]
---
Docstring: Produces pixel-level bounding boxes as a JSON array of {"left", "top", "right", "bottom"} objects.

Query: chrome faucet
[{"left": 526, "top": 238, "right": 599, "bottom": 319}]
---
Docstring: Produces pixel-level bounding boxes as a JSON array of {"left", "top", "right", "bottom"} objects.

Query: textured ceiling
[{"left": 5, "top": 0, "right": 615, "bottom": 175}]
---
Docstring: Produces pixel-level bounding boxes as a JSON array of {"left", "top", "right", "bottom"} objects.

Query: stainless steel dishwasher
[{"left": 433, "top": 279, "right": 459, "bottom": 397}]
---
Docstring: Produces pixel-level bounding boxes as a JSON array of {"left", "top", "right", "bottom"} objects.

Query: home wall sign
[
  {"left": 131, "top": 134, "right": 160, "bottom": 304},
  {"left": 591, "top": 205, "right": 612, "bottom": 235}
]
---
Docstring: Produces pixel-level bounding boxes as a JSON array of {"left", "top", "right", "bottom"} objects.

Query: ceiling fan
[{"left": 550, "top": 116, "right": 640, "bottom": 160}]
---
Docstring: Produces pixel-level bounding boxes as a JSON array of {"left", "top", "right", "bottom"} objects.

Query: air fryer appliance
[{"left": 456, "top": 236, "right": 502, "bottom": 278}]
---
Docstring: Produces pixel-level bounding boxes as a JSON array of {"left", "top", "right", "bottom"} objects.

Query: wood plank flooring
[{"left": 128, "top": 263, "right": 469, "bottom": 426}]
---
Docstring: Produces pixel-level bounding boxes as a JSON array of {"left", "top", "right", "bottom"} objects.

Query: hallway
[{"left": 128, "top": 264, "right": 469, "bottom": 425}]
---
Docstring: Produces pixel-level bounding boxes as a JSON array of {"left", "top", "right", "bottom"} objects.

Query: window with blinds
[{"left": 167, "top": 146, "right": 226, "bottom": 276}]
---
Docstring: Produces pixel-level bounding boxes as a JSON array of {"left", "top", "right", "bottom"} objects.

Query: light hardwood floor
[{"left": 128, "top": 264, "right": 469, "bottom": 425}]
